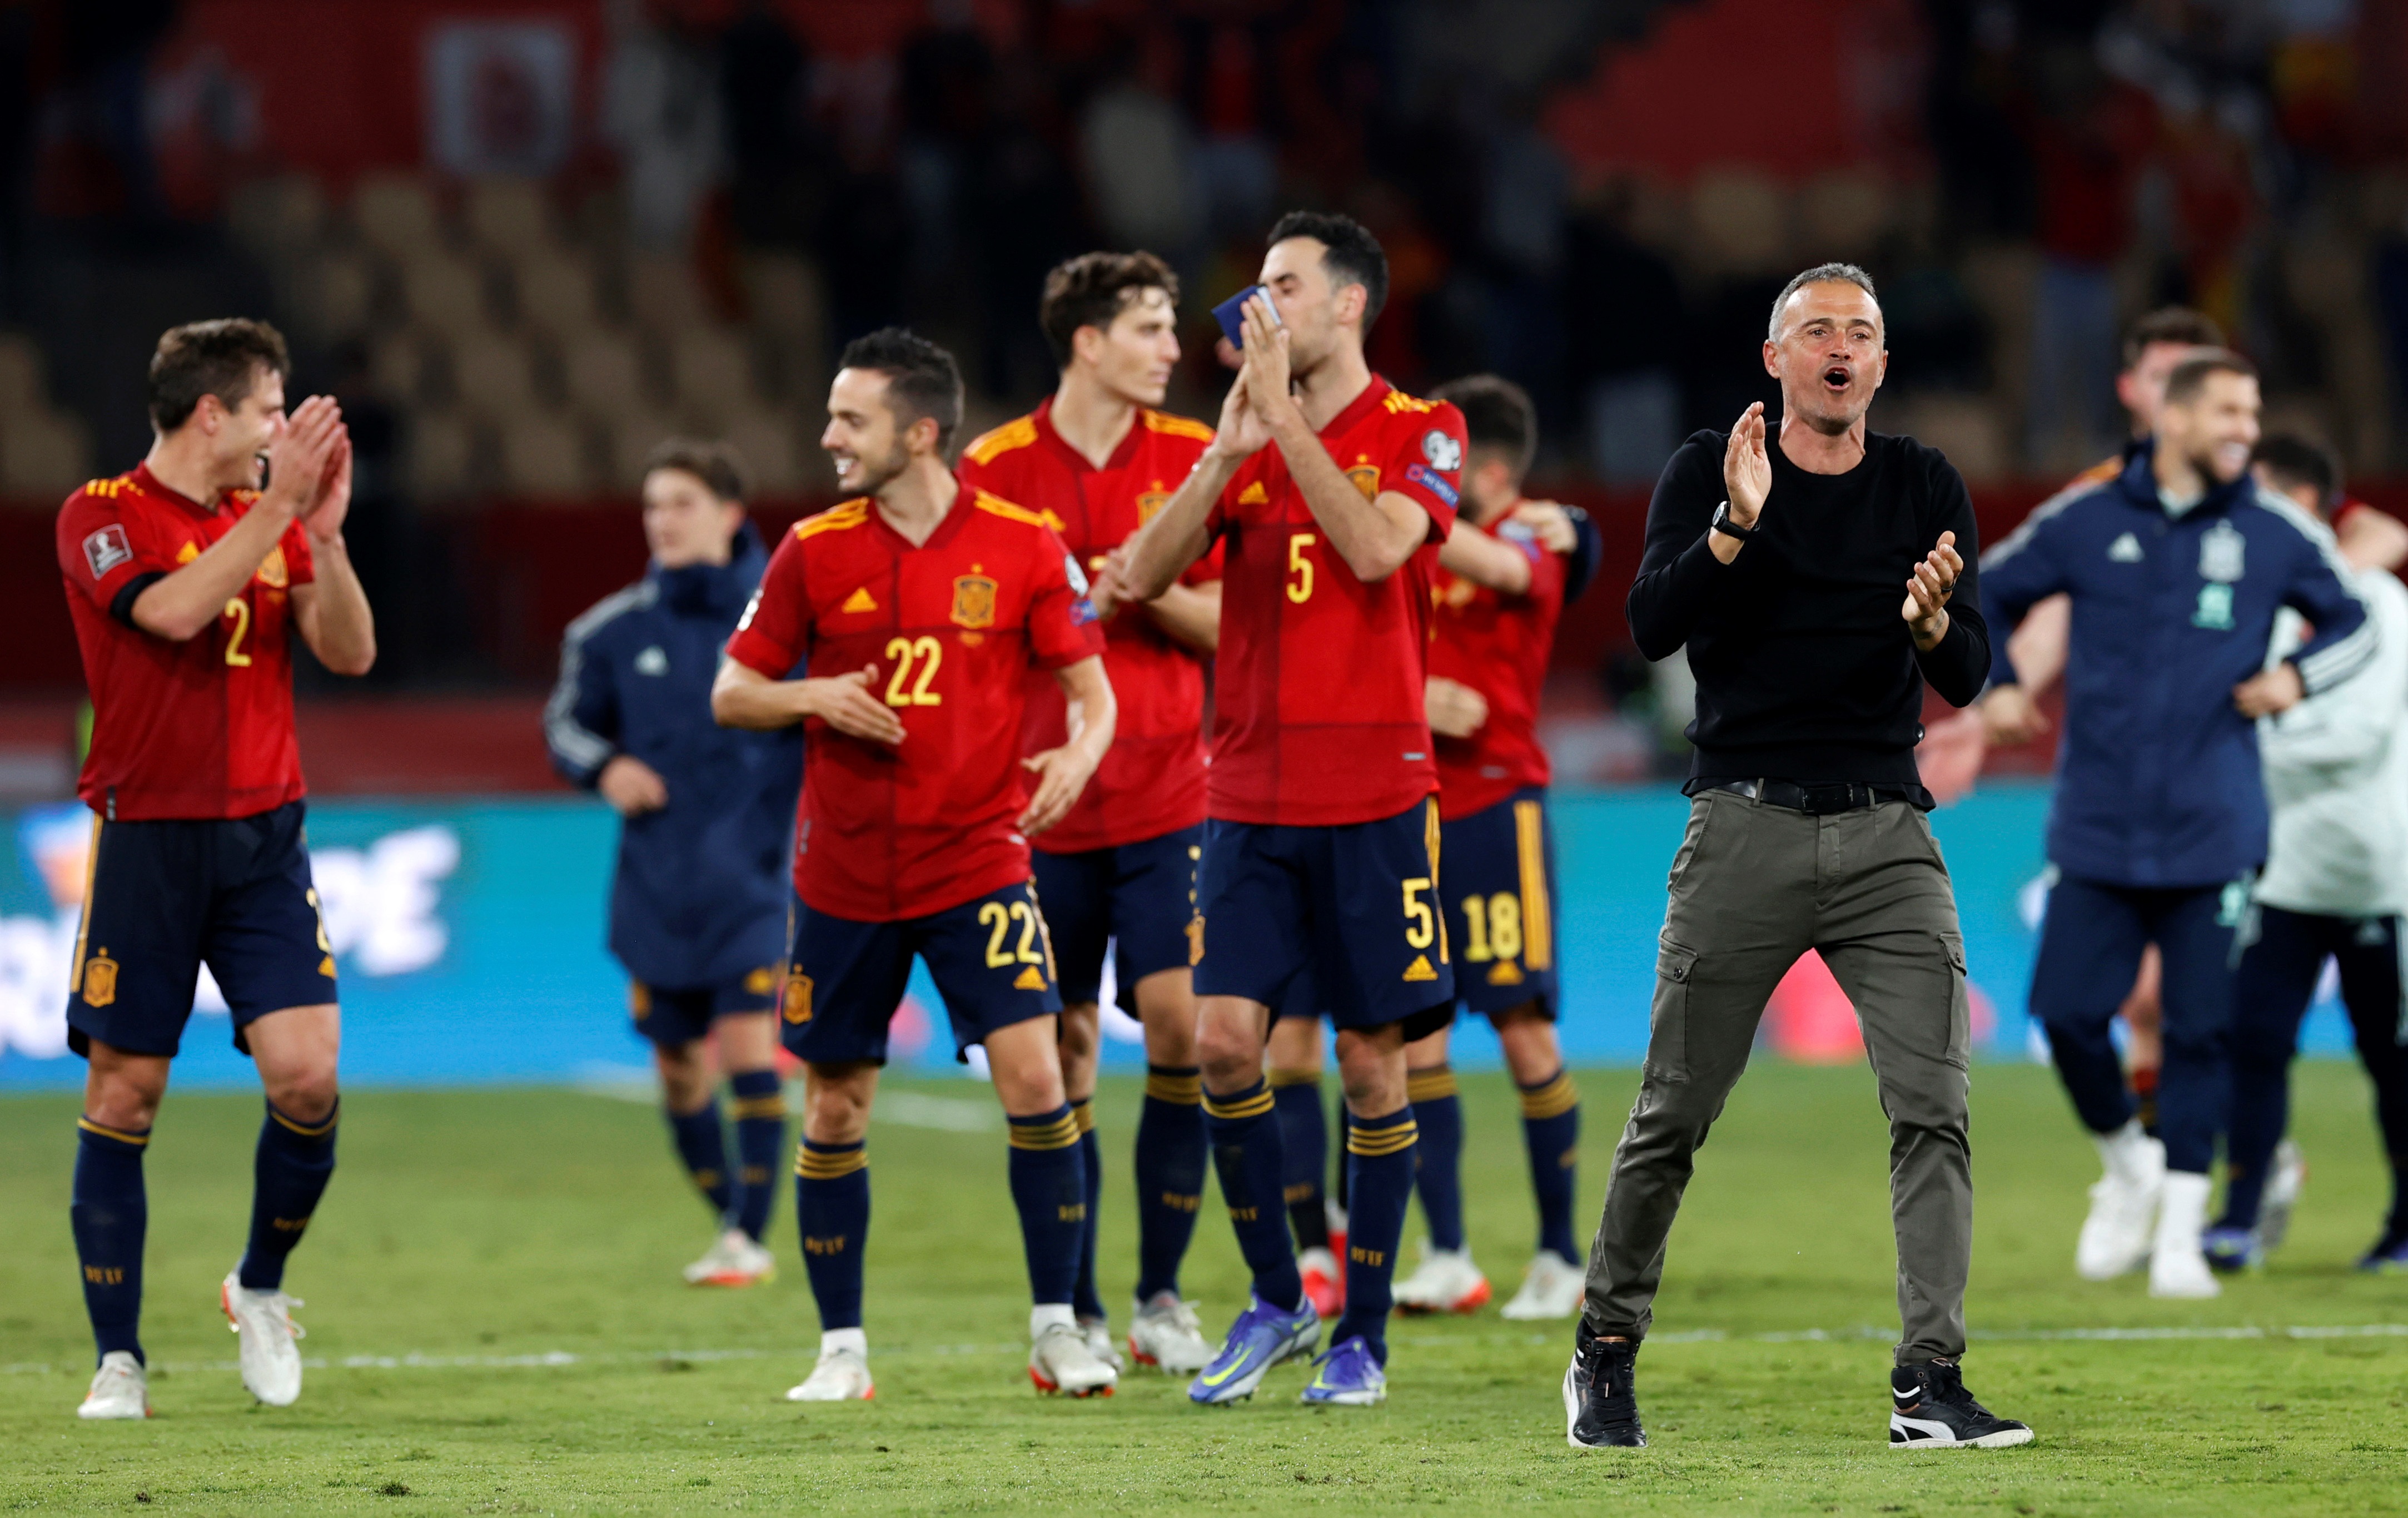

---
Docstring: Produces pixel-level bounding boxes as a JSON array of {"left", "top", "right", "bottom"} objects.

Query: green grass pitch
[{"left": 2, "top": 1060, "right": 2403, "bottom": 1515}]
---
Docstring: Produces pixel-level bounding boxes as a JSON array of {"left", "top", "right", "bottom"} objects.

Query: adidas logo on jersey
[
  {"left": 1012, "top": 965, "right": 1048, "bottom": 991},
  {"left": 1402, "top": 954, "right": 1439, "bottom": 983},
  {"left": 2107, "top": 532, "right": 2143, "bottom": 562},
  {"left": 841, "top": 587, "right": 878, "bottom": 613}
]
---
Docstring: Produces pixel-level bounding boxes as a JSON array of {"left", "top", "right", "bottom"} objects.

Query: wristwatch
[{"left": 1710, "top": 501, "right": 1758, "bottom": 542}]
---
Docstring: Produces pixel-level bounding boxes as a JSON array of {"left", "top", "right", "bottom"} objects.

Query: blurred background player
[
  {"left": 2207, "top": 435, "right": 2408, "bottom": 1274},
  {"left": 1123, "top": 212, "right": 1466, "bottom": 1408},
  {"left": 1978, "top": 351, "right": 2372, "bottom": 1298},
  {"left": 958, "top": 250, "right": 1222, "bottom": 1376},
  {"left": 53, "top": 319, "right": 375, "bottom": 1418},
  {"left": 1393, "top": 374, "right": 1598, "bottom": 1321},
  {"left": 545, "top": 439, "right": 800, "bottom": 1290},
  {"left": 712, "top": 329, "right": 1120, "bottom": 1402}
]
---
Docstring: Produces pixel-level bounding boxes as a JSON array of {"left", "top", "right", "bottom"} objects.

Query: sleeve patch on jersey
[
  {"left": 1405, "top": 463, "right": 1460, "bottom": 508},
  {"left": 1421, "top": 429, "right": 1463, "bottom": 472},
  {"left": 83, "top": 525, "right": 132, "bottom": 580},
  {"left": 1062, "top": 552, "right": 1090, "bottom": 597}
]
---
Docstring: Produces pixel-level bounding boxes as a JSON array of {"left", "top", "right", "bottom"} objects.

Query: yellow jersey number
[
  {"left": 1286, "top": 532, "right": 1315, "bottom": 604},
  {"left": 223, "top": 598, "right": 252, "bottom": 667},
  {"left": 883, "top": 636, "right": 942, "bottom": 706}
]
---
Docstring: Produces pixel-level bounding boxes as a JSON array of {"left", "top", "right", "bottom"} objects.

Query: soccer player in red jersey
[
  {"left": 53, "top": 319, "right": 375, "bottom": 1420},
  {"left": 711, "top": 329, "right": 1121, "bottom": 1402},
  {"left": 1122, "top": 211, "right": 1465, "bottom": 1407},
  {"left": 957, "top": 250, "right": 1222, "bottom": 1375}
]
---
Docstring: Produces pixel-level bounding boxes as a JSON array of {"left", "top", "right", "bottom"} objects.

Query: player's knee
[
  {"left": 1195, "top": 1020, "right": 1262, "bottom": 1088},
  {"left": 1056, "top": 1003, "right": 1101, "bottom": 1065},
  {"left": 267, "top": 1068, "right": 339, "bottom": 1125},
  {"left": 802, "top": 1066, "right": 874, "bottom": 1143},
  {"left": 84, "top": 1072, "right": 165, "bottom": 1132}
]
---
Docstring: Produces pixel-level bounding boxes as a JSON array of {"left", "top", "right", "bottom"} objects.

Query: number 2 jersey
[
  {"left": 1429, "top": 508, "right": 1566, "bottom": 821},
  {"left": 56, "top": 464, "right": 317, "bottom": 821},
  {"left": 1206, "top": 374, "right": 1465, "bottom": 826},
  {"left": 958, "top": 397, "right": 1218, "bottom": 853},
  {"left": 723, "top": 482, "right": 1106, "bottom": 922}
]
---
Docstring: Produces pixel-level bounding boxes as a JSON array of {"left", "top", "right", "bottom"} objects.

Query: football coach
[{"left": 1559, "top": 264, "right": 2032, "bottom": 1453}]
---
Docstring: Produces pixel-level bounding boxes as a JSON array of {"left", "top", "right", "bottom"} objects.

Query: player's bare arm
[
  {"left": 1097, "top": 537, "right": 1220, "bottom": 652},
  {"left": 1508, "top": 499, "right": 1578, "bottom": 553},
  {"left": 1980, "top": 595, "right": 2067, "bottom": 743},
  {"left": 711, "top": 658, "right": 905, "bottom": 743},
  {"left": 1120, "top": 415, "right": 1249, "bottom": 601},
  {"left": 290, "top": 430, "right": 377, "bottom": 676},
  {"left": 1019, "top": 653, "right": 1116, "bottom": 835},
  {"left": 1438, "top": 518, "right": 1533, "bottom": 596},
  {"left": 1241, "top": 295, "right": 1426, "bottom": 581},
  {"left": 1424, "top": 674, "right": 1488, "bottom": 738},
  {"left": 130, "top": 394, "right": 340, "bottom": 642},
  {"left": 1710, "top": 401, "right": 1772, "bottom": 566},
  {"left": 1903, "top": 530, "right": 1961, "bottom": 652}
]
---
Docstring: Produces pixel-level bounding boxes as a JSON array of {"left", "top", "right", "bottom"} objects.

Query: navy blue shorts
[
  {"left": 782, "top": 878, "right": 1063, "bottom": 1065},
  {"left": 1031, "top": 824, "right": 1203, "bottom": 1014},
  {"left": 631, "top": 966, "right": 782, "bottom": 1048},
  {"left": 1440, "top": 787, "right": 1560, "bottom": 1021},
  {"left": 1195, "top": 797, "right": 1456, "bottom": 1033},
  {"left": 66, "top": 801, "right": 336, "bottom": 1060}
]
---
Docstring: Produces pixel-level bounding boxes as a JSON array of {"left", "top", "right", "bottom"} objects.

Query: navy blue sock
[
  {"left": 1133, "top": 1065, "right": 1206, "bottom": 1301},
  {"left": 1271, "top": 1072, "right": 1330, "bottom": 1251},
  {"left": 1517, "top": 1068, "right": 1581, "bottom": 1261},
  {"left": 238, "top": 1100, "right": 339, "bottom": 1291},
  {"left": 1072, "top": 1101, "right": 1105, "bottom": 1319},
  {"left": 728, "top": 1070, "right": 786, "bottom": 1243},
  {"left": 1407, "top": 1066, "right": 1465, "bottom": 1252},
  {"left": 1007, "top": 1105, "right": 1086, "bottom": 1307},
  {"left": 795, "top": 1140, "right": 869, "bottom": 1330},
  {"left": 1204, "top": 1079, "right": 1305, "bottom": 1312},
  {"left": 72, "top": 1118, "right": 148, "bottom": 1365},
  {"left": 667, "top": 1097, "right": 733, "bottom": 1220},
  {"left": 1334, "top": 1106, "right": 1418, "bottom": 1364}
]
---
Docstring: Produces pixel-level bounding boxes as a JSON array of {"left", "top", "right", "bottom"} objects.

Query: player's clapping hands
[
  {"left": 1508, "top": 500, "right": 1578, "bottom": 555},
  {"left": 262, "top": 395, "right": 346, "bottom": 527},
  {"left": 1208, "top": 292, "right": 1287, "bottom": 462},
  {"left": 1902, "top": 531, "right": 1961, "bottom": 651},
  {"left": 805, "top": 664, "right": 907, "bottom": 745}
]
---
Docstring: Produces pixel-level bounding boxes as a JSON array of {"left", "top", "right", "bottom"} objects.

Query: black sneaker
[
  {"left": 1888, "top": 1359, "right": 2033, "bottom": 1449},
  {"left": 1563, "top": 1321, "right": 1646, "bottom": 1449}
]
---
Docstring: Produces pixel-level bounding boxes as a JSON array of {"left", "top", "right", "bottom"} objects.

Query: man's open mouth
[{"left": 1823, "top": 365, "right": 1852, "bottom": 391}]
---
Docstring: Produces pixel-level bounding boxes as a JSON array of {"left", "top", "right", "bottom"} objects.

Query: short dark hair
[
  {"left": 1767, "top": 263, "right": 1880, "bottom": 342},
  {"left": 837, "top": 327, "right": 965, "bottom": 453},
  {"left": 642, "top": 436, "right": 749, "bottom": 503},
  {"left": 2252, "top": 433, "right": 2341, "bottom": 510},
  {"left": 1039, "top": 251, "right": 1180, "bottom": 368},
  {"left": 2122, "top": 307, "right": 2225, "bottom": 371},
  {"left": 148, "top": 318, "right": 289, "bottom": 433},
  {"left": 1427, "top": 374, "right": 1536, "bottom": 483},
  {"left": 1267, "top": 210, "right": 1389, "bottom": 326},
  {"left": 2161, "top": 348, "right": 2257, "bottom": 408}
]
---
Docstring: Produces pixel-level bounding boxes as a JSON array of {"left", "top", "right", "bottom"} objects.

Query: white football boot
[
  {"left": 1500, "top": 1249, "right": 1586, "bottom": 1320},
  {"left": 1028, "top": 1309, "right": 1117, "bottom": 1397},
  {"left": 786, "top": 1331, "right": 874, "bottom": 1401},
  {"left": 221, "top": 1271, "right": 306, "bottom": 1406},
  {"left": 2149, "top": 1171, "right": 2221, "bottom": 1299},
  {"left": 683, "top": 1228, "right": 777, "bottom": 1288},
  {"left": 2075, "top": 1120, "right": 2165, "bottom": 1280},
  {"left": 76, "top": 1352, "right": 149, "bottom": 1420},
  {"left": 1392, "top": 1241, "right": 1492, "bottom": 1314},
  {"left": 1077, "top": 1314, "right": 1125, "bottom": 1371},
  {"left": 1126, "top": 1291, "right": 1215, "bottom": 1373},
  {"left": 2257, "top": 1139, "right": 2307, "bottom": 1254}
]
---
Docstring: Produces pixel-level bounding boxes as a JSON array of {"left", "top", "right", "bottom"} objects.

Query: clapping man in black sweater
[{"left": 1561, "top": 265, "right": 2032, "bottom": 1453}]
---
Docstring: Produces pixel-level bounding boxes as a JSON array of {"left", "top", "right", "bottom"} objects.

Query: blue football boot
[
  {"left": 2357, "top": 1232, "right": 2408, "bottom": 1273},
  {"left": 1299, "top": 1335, "right": 1387, "bottom": 1406},
  {"left": 2200, "top": 1224, "right": 2261, "bottom": 1274},
  {"left": 1187, "top": 1292, "right": 1320, "bottom": 1405}
]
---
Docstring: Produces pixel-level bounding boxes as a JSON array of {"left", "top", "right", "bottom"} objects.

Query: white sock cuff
[
  {"left": 1031, "top": 1303, "right": 1076, "bottom": 1337},
  {"left": 820, "top": 1328, "right": 867, "bottom": 1357}
]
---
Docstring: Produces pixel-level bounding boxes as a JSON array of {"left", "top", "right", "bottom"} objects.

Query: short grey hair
[{"left": 1767, "top": 262, "right": 1880, "bottom": 342}]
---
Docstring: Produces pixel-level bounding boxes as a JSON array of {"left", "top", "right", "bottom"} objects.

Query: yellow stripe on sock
[
  {"left": 268, "top": 1107, "right": 339, "bottom": 1138},
  {"left": 1202, "top": 1089, "right": 1275, "bottom": 1122},
  {"left": 1070, "top": 1100, "right": 1094, "bottom": 1135},
  {"left": 795, "top": 1145, "right": 868, "bottom": 1179},
  {"left": 729, "top": 1096, "right": 788, "bottom": 1120},
  {"left": 1347, "top": 1120, "right": 1420, "bottom": 1158},
  {"left": 1519, "top": 1070, "right": 1579, "bottom": 1120},
  {"left": 1266, "top": 1068, "right": 1321, "bottom": 1089},
  {"left": 1515, "top": 799, "right": 1553, "bottom": 971},
  {"left": 1007, "top": 1115, "right": 1082, "bottom": 1150},
  {"left": 1406, "top": 1069, "right": 1459, "bottom": 1103},
  {"left": 76, "top": 1117, "right": 148, "bottom": 1147},
  {"left": 1145, "top": 1071, "right": 1202, "bottom": 1104}
]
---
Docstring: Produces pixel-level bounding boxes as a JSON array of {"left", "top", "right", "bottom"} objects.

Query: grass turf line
[{"left": 1, "top": 1061, "right": 2402, "bottom": 1515}]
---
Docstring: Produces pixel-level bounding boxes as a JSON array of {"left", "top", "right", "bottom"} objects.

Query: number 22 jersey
[{"left": 724, "top": 483, "right": 1106, "bottom": 922}]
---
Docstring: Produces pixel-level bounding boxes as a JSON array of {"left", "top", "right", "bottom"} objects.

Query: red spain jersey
[
  {"left": 959, "top": 397, "right": 1218, "bottom": 853},
  {"left": 1429, "top": 508, "right": 1565, "bottom": 820},
  {"left": 724, "top": 482, "right": 1106, "bottom": 921},
  {"left": 1206, "top": 374, "right": 1464, "bottom": 826},
  {"left": 57, "top": 464, "right": 316, "bottom": 821}
]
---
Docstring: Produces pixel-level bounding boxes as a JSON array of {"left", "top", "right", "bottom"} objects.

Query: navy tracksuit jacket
[{"left": 544, "top": 527, "right": 802, "bottom": 992}]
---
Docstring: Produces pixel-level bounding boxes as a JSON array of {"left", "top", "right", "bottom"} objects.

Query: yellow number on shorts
[
  {"left": 1487, "top": 892, "right": 1522, "bottom": 961},
  {"left": 1401, "top": 877, "right": 1435, "bottom": 950},
  {"left": 1286, "top": 532, "right": 1315, "bottom": 604},
  {"left": 1461, "top": 894, "right": 1489, "bottom": 961},
  {"left": 979, "top": 900, "right": 1013, "bottom": 967},
  {"left": 882, "top": 635, "right": 943, "bottom": 706},
  {"left": 978, "top": 899, "right": 1047, "bottom": 969},
  {"left": 223, "top": 598, "right": 252, "bottom": 667}
]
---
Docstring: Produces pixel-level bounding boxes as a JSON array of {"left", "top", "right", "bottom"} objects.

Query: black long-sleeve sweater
[{"left": 1627, "top": 427, "right": 1990, "bottom": 790}]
